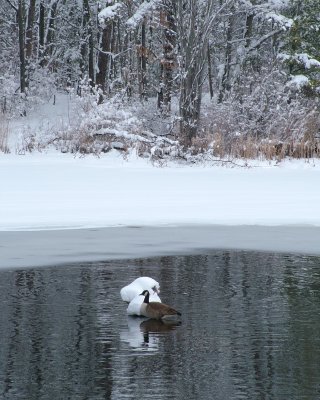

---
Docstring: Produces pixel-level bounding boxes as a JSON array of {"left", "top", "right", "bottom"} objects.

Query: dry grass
[
  {"left": 193, "top": 107, "right": 320, "bottom": 161},
  {"left": 209, "top": 133, "right": 320, "bottom": 161}
]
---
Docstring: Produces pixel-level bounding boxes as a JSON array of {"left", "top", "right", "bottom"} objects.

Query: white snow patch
[
  {"left": 265, "top": 12, "right": 293, "bottom": 28},
  {"left": 296, "top": 53, "right": 320, "bottom": 69},
  {"left": 287, "top": 75, "right": 309, "bottom": 88},
  {"left": 126, "top": 0, "right": 160, "bottom": 28},
  {"left": 98, "top": 3, "right": 123, "bottom": 26},
  {"left": 280, "top": 53, "right": 320, "bottom": 69}
]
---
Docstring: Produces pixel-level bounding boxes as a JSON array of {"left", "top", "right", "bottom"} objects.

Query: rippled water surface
[{"left": 1, "top": 251, "right": 320, "bottom": 399}]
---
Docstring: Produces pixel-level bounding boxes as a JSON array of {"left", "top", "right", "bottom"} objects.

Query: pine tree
[{"left": 285, "top": 0, "right": 320, "bottom": 93}]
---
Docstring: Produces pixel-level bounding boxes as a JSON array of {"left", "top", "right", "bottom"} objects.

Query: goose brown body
[{"left": 140, "top": 290, "right": 181, "bottom": 321}]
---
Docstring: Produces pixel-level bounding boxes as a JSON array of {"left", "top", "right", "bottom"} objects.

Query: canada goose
[
  {"left": 140, "top": 290, "right": 181, "bottom": 321},
  {"left": 120, "top": 277, "right": 161, "bottom": 303}
]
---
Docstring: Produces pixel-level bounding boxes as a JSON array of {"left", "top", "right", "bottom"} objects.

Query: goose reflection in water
[{"left": 120, "top": 316, "right": 181, "bottom": 351}]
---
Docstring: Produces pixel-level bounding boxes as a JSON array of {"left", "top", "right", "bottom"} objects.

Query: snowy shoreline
[
  {"left": 1, "top": 224, "right": 320, "bottom": 269},
  {"left": 1, "top": 152, "right": 320, "bottom": 268},
  {"left": 2, "top": 152, "right": 320, "bottom": 230}
]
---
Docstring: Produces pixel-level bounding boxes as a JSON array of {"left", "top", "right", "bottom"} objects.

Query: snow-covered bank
[
  {"left": 1, "top": 152, "right": 320, "bottom": 267},
  {"left": 1, "top": 152, "right": 320, "bottom": 231}
]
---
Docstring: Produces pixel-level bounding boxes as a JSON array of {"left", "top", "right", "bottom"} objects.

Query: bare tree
[{"left": 176, "top": 0, "right": 232, "bottom": 145}]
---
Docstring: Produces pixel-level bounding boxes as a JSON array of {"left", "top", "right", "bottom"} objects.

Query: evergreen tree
[{"left": 285, "top": 0, "right": 320, "bottom": 93}]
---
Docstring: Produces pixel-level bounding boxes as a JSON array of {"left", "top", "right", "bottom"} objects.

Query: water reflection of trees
[
  {"left": 0, "top": 253, "right": 320, "bottom": 399},
  {"left": 0, "top": 266, "right": 114, "bottom": 399}
]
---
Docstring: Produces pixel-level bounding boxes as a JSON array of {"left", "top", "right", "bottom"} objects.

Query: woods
[{"left": 1, "top": 0, "right": 320, "bottom": 158}]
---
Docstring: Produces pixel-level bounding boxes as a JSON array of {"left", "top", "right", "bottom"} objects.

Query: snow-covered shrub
[
  {"left": 70, "top": 77, "right": 101, "bottom": 114},
  {"left": 43, "top": 87, "right": 181, "bottom": 159},
  {"left": 198, "top": 62, "right": 320, "bottom": 161}
]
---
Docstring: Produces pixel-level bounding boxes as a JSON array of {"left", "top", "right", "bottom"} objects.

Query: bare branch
[
  {"left": 247, "top": 29, "right": 283, "bottom": 53},
  {"left": 3, "top": 0, "right": 17, "bottom": 12}
]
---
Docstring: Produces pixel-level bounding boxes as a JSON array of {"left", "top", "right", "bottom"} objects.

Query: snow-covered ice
[{"left": 1, "top": 152, "right": 320, "bottom": 231}]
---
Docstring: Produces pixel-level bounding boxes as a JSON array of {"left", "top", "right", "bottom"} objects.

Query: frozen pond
[{"left": 1, "top": 251, "right": 320, "bottom": 399}]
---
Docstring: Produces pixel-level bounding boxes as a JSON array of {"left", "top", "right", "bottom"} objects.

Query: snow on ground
[{"left": 1, "top": 151, "right": 320, "bottom": 231}]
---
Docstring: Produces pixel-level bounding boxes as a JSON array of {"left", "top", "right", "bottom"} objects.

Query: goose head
[{"left": 140, "top": 290, "right": 150, "bottom": 303}]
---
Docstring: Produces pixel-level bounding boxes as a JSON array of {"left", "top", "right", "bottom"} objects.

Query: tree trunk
[
  {"left": 88, "top": 29, "right": 95, "bottom": 86},
  {"left": 180, "top": 64, "right": 203, "bottom": 145},
  {"left": 96, "top": 22, "right": 113, "bottom": 103},
  {"left": 207, "top": 42, "right": 214, "bottom": 99},
  {"left": 39, "top": 0, "right": 45, "bottom": 62},
  {"left": 159, "top": 3, "right": 176, "bottom": 113},
  {"left": 177, "top": 0, "right": 207, "bottom": 145},
  {"left": 218, "top": 10, "right": 234, "bottom": 103},
  {"left": 80, "top": 0, "right": 89, "bottom": 76},
  {"left": 124, "top": 31, "right": 133, "bottom": 98},
  {"left": 45, "top": 0, "right": 58, "bottom": 62},
  {"left": 245, "top": 13, "right": 253, "bottom": 49},
  {"left": 139, "top": 17, "right": 147, "bottom": 100},
  {"left": 110, "top": 20, "right": 117, "bottom": 81},
  {"left": 25, "top": 0, "right": 36, "bottom": 59},
  {"left": 18, "top": 0, "right": 26, "bottom": 93},
  {"left": 81, "top": 0, "right": 94, "bottom": 85}
]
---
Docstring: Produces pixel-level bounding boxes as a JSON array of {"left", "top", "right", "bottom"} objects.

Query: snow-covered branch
[
  {"left": 247, "top": 29, "right": 283, "bottom": 53},
  {"left": 126, "top": 0, "right": 161, "bottom": 28},
  {"left": 98, "top": 3, "right": 124, "bottom": 27}
]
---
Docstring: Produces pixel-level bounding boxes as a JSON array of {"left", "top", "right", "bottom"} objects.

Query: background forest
[{"left": 1, "top": 0, "right": 320, "bottom": 160}]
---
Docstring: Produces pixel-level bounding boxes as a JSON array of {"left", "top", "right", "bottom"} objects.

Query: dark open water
[{"left": 0, "top": 251, "right": 320, "bottom": 399}]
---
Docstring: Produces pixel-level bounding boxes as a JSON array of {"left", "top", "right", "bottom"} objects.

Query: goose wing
[{"left": 149, "top": 302, "right": 181, "bottom": 317}]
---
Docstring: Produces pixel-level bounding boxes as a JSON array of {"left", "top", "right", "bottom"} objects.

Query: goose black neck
[{"left": 143, "top": 291, "right": 150, "bottom": 304}]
